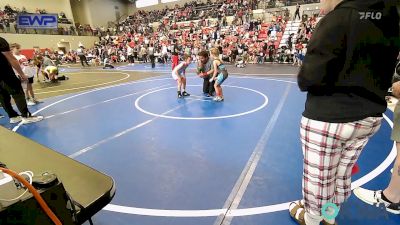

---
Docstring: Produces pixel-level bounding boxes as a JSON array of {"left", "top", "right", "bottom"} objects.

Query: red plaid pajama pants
[{"left": 300, "top": 116, "right": 382, "bottom": 216}]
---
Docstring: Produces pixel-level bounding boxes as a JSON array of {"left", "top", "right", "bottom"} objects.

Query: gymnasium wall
[
  {"left": 70, "top": 0, "right": 129, "bottom": 27},
  {"left": 1, "top": 33, "right": 99, "bottom": 57},
  {"left": 0, "top": 0, "right": 74, "bottom": 23},
  {"left": 128, "top": 1, "right": 321, "bottom": 20},
  {"left": 128, "top": 0, "right": 209, "bottom": 15},
  {"left": 281, "top": 3, "right": 321, "bottom": 18},
  {"left": 70, "top": 0, "right": 92, "bottom": 26}
]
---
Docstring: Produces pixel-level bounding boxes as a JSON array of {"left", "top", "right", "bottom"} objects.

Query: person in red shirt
[
  {"left": 171, "top": 41, "right": 179, "bottom": 70},
  {"left": 295, "top": 41, "right": 304, "bottom": 52}
]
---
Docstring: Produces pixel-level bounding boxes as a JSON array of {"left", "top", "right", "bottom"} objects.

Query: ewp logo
[
  {"left": 359, "top": 12, "right": 382, "bottom": 20},
  {"left": 17, "top": 14, "right": 58, "bottom": 29}
]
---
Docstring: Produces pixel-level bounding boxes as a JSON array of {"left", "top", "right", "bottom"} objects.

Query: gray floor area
[{"left": 224, "top": 64, "right": 300, "bottom": 76}]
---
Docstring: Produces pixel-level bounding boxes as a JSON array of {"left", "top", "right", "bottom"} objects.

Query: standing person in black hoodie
[
  {"left": 294, "top": 3, "right": 301, "bottom": 20},
  {"left": 353, "top": 56, "right": 400, "bottom": 215},
  {"left": 289, "top": 1, "right": 399, "bottom": 225}
]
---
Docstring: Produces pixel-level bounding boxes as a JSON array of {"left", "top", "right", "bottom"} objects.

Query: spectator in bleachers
[{"left": 294, "top": 3, "right": 301, "bottom": 20}]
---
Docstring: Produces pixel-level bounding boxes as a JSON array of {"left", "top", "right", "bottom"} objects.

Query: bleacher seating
[{"left": 279, "top": 20, "right": 301, "bottom": 47}]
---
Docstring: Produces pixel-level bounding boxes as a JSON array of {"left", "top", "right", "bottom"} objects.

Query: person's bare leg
[
  {"left": 383, "top": 142, "right": 400, "bottom": 202},
  {"left": 177, "top": 78, "right": 182, "bottom": 97},
  {"left": 182, "top": 77, "right": 186, "bottom": 91},
  {"left": 36, "top": 68, "right": 40, "bottom": 82},
  {"left": 26, "top": 84, "right": 31, "bottom": 98},
  {"left": 214, "top": 83, "right": 220, "bottom": 96}
]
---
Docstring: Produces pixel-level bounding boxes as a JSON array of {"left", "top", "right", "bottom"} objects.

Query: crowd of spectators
[
  {"left": 265, "top": 0, "right": 320, "bottom": 8},
  {"left": 128, "top": 0, "right": 258, "bottom": 25},
  {"left": 91, "top": 0, "right": 320, "bottom": 65},
  {"left": 0, "top": 1, "right": 259, "bottom": 36},
  {"left": 16, "top": 0, "right": 321, "bottom": 67},
  {"left": 69, "top": 0, "right": 320, "bottom": 68},
  {"left": 0, "top": 0, "right": 320, "bottom": 40}
]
